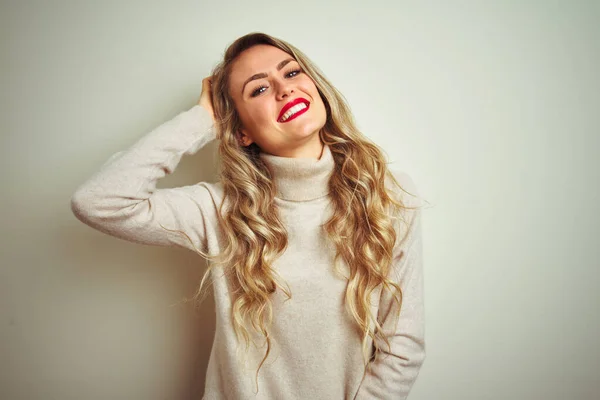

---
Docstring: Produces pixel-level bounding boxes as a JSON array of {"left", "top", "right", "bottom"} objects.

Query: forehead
[{"left": 229, "top": 45, "right": 295, "bottom": 90}]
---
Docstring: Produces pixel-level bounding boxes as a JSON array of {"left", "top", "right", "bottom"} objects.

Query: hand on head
[{"left": 198, "top": 76, "right": 216, "bottom": 123}]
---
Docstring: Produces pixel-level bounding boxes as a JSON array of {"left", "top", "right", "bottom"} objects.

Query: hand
[{"left": 198, "top": 76, "right": 216, "bottom": 123}]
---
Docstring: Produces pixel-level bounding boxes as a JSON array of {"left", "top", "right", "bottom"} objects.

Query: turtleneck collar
[{"left": 258, "top": 143, "right": 335, "bottom": 201}]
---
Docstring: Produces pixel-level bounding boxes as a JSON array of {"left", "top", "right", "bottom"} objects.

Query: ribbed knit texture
[{"left": 70, "top": 105, "right": 425, "bottom": 399}]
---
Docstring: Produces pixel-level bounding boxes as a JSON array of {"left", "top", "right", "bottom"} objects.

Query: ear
[{"left": 237, "top": 129, "right": 254, "bottom": 147}]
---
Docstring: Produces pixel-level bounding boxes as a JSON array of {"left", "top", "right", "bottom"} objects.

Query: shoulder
[
  {"left": 166, "top": 180, "right": 226, "bottom": 217},
  {"left": 385, "top": 168, "right": 425, "bottom": 248},
  {"left": 196, "top": 180, "right": 225, "bottom": 198},
  {"left": 186, "top": 180, "right": 226, "bottom": 208},
  {"left": 385, "top": 167, "right": 422, "bottom": 209}
]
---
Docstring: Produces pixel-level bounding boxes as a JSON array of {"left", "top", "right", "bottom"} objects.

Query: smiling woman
[
  {"left": 226, "top": 43, "right": 328, "bottom": 158},
  {"left": 70, "top": 31, "right": 426, "bottom": 400}
]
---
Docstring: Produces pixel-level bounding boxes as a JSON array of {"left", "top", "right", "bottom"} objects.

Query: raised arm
[
  {"left": 70, "top": 95, "right": 220, "bottom": 254},
  {"left": 354, "top": 171, "right": 426, "bottom": 400}
]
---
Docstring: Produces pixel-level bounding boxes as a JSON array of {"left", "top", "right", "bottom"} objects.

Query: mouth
[{"left": 278, "top": 97, "right": 310, "bottom": 123}]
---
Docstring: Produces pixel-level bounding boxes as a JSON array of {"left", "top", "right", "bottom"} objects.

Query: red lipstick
[{"left": 278, "top": 97, "right": 310, "bottom": 122}]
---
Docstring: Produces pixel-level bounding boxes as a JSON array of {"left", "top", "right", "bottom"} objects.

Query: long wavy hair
[{"left": 171, "top": 32, "right": 423, "bottom": 393}]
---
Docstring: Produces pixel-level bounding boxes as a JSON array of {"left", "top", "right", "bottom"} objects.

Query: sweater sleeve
[
  {"left": 70, "top": 104, "right": 219, "bottom": 255},
  {"left": 354, "top": 172, "right": 426, "bottom": 400}
]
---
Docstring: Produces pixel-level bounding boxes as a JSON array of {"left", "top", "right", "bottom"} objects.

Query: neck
[
  {"left": 258, "top": 142, "right": 335, "bottom": 201},
  {"left": 261, "top": 136, "right": 324, "bottom": 159}
]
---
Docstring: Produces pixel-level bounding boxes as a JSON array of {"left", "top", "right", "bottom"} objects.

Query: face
[{"left": 228, "top": 44, "right": 327, "bottom": 158}]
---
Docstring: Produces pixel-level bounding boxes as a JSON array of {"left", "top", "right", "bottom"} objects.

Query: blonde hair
[{"left": 168, "top": 32, "right": 425, "bottom": 394}]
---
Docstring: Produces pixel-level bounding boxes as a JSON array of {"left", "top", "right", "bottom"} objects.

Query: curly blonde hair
[{"left": 172, "top": 32, "right": 423, "bottom": 393}]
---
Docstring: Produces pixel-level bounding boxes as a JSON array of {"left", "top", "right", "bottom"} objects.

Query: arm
[
  {"left": 354, "top": 172, "right": 426, "bottom": 400},
  {"left": 70, "top": 104, "right": 218, "bottom": 254}
]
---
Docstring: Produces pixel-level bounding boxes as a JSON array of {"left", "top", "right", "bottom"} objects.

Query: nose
[{"left": 275, "top": 79, "right": 294, "bottom": 100}]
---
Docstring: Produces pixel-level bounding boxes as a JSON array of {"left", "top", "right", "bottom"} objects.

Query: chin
[
  {"left": 296, "top": 121, "right": 325, "bottom": 139},
  {"left": 302, "top": 109, "right": 327, "bottom": 132},
  {"left": 280, "top": 106, "right": 327, "bottom": 137}
]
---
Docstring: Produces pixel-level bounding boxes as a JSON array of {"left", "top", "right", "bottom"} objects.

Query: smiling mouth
[{"left": 279, "top": 102, "right": 310, "bottom": 123}]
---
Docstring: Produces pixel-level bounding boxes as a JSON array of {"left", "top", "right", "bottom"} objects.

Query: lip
[{"left": 278, "top": 97, "right": 310, "bottom": 122}]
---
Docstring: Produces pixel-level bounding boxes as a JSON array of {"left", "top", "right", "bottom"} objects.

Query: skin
[{"left": 226, "top": 44, "right": 328, "bottom": 159}]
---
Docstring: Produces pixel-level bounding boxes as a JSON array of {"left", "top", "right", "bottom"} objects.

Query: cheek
[
  {"left": 301, "top": 78, "right": 317, "bottom": 92},
  {"left": 302, "top": 80, "right": 321, "bottom": 102},
  {"left": 246, "top": 102, "right": 274, "bottom": 126}
]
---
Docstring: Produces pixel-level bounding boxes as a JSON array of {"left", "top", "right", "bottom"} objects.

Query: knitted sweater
[{"left": 70, "top": 105, "right": 426, "bottom": 400}]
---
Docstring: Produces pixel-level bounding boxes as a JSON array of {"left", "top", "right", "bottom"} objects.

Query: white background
[{"left": 1, "top": 0, "right": 598, "bottom": 399}]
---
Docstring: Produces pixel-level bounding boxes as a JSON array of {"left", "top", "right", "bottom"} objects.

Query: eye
[
  {"left": 250, "top": 69, "right": 303, "bottom": 98},
  {"left": 251, "top": 85, "right": 267, "bottom": 97},
  {"left": 286, "top": 69, "right": 301, "bottom": 78}
]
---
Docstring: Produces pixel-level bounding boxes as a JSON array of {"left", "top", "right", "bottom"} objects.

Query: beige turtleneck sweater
[{"left": 70, "top": 105, "right": 425, "bottom": 399}]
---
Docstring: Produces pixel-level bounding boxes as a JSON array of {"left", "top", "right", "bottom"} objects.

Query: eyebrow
[{"left": 241, "top": 57, "right": 296, "bottom": 95}]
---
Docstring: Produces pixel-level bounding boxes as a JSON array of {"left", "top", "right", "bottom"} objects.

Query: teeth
[{"left": 280, "top": 103, "right": 307, "bottom": 122}]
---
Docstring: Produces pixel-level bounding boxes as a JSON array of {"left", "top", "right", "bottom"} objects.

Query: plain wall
[{"left": 1, "top": 0, "right": 598, "bottom": 399}]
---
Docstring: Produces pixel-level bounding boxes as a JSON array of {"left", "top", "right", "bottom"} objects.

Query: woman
[{"left": 71, "top": 32, "right": 426, "bottom": 399}]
